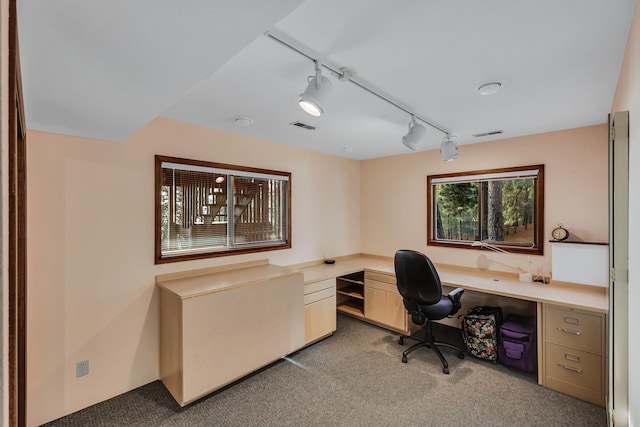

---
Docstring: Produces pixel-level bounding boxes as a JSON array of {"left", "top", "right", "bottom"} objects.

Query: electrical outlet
[{"left": 76, "top": 360, "right": 89, "bottom": 377}]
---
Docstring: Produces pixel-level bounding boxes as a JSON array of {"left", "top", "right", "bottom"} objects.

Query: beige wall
[
  {"left": 361, "top": 124, "right": 609, "bottom": 276},
  {"left": 612, "top": 1, "right": 639, "bottom": 425},
  {"left": 26, "top": 116, "right": 361, "bottom": 426}
]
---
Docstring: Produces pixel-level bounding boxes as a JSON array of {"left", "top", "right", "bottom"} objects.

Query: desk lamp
[{"left": 471, "top": 241, "right": 542, "bottom": 282}]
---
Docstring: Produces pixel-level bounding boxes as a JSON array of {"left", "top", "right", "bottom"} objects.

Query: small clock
[{"left": 551, "top": 224, "right": 569, "bottom": 241}]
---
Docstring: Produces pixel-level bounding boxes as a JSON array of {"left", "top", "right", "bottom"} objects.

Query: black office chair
[{"left": 394, "top": 249, "right": 465, "bottom": 374}]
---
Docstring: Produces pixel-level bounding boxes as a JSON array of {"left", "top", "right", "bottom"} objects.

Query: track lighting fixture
[
  {"left": 298, "top": 60, "right": 332, "bottom": 116},
  {"left": 265, "top": 30, "right": 457, "bottom": 157},
  {"left": 402, "top": 116, "right": 427, "bottom": 150},
  {"left": 440, "top": 136, "right": 458, "bottom": 161}
]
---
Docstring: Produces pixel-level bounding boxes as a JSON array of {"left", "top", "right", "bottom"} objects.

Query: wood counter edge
[
  {"left": 157, "top": 263, "right": 302, "bottom": 299},
  {"left": 156, "top": 258, "right": 270, "bottom": 283}
]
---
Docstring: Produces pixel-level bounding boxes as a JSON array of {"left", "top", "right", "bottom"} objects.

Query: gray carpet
[{"left": 43, "top": 314, "right": 606, "bottom": 426}]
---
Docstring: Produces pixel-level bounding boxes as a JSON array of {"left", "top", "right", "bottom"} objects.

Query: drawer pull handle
[
  {"left": 557, "top": 327, "right": 581, "bottom": 336},
  {"left": 558, "top": 363, "right": 582, "bottom": 374},
  {"left": 563, "top": 316, "right": 580, "bottom": 325}
]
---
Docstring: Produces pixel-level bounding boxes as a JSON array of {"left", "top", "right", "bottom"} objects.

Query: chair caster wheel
[
  {"left": 401, "top": 356, "right": 407, "bottom": 363},
  {"left": 443, "top": 367, "right": 450, "bottom": 374},
  {"left": 458, "top": 351, "right": 464, "bottom": 359},
  {"left": 398, "top": 337, "right": 404, "bottom": 345}
]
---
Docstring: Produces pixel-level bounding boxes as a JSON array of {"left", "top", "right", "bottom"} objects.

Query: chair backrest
[{"left": 394, "top": 249, "right": 443, "bottom": 306}]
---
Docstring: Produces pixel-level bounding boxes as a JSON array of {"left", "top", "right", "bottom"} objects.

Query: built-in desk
[
  {"left": 298, "top": 255, "right": 607, "bottom": 312},
  {"left": 295, "top": 254, "right": 608, "bottom": 406},
  {"left": 156, "top": 255, "right": 607, "bottom": 407}
]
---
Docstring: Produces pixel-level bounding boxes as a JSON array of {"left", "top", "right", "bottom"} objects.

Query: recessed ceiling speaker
[
  {"left": 234, "top": 117, "right": 254, "bottom": 126},
  {"left": 477, "top": 82, "right": 502, "bottom": 95}
]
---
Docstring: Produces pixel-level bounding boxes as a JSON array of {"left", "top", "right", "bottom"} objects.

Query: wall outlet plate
[{"left": 76, "top": 360, "right": 89, "bottom": 377}]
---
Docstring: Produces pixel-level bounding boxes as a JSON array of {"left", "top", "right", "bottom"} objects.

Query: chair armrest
[{"left": 447, "top": 287, "right": 464, "bottom": 305}]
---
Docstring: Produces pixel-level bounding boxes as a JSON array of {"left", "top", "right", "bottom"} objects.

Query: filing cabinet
[{"left": 542, "top": 304, "right": 606, "bottom": 406}]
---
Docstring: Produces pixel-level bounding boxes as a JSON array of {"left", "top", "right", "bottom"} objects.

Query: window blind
[{"left": 157, "top": 156, "right": 291, "bottom": 263}]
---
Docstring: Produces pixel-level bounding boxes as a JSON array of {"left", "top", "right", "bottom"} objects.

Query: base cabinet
[
  {"left": 364, "top": 274, "right": 410, "bottom": 333},
  {"left": 542, "top": 304, "right": 606, "bottom": 406},
  {"left": 334, "top": 270, "right": 418, "bottom": 335},
  {"left": 304, "top": 278, "right": 336, "bottom": 344},
  {"left": 158, "top": 265, "right": 304, "bottom": 406}
]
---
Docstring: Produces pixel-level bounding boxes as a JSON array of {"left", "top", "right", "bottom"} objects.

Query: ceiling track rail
[{"left": 264, "top": 29, "right": 449, "bottom": 136}]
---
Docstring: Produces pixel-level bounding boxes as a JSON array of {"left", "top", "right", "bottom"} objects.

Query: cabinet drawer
[
  {"left": 365, "top": 278, "right": 398, "bottom": 294},
  {"left": 304, "top": 296, "right": 337, "bottom": 344},
  {"left": 304, "top": 278, "right": 335, "bottom": 295},
  {"left": 544, "top": 376, "right": 604, "bottom": 407},
  {"left": 544, "top": 306, "right": 603, "bottom": 354},
  {"left": 364, "top": 271, "right": 396, "bottom": 285},
  {"left": 364, "top": 286, "right": 406, "bottom": 331},
  {"left": 545, "top": 342, "right": 602, "bottom": 394},
  {"left": 304, "top": 287, "right": 335, "bottom": 305}
]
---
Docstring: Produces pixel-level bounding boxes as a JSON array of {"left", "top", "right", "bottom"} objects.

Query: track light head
[
  {"left": 441, "top": 136, "right": 458, "bottom": 161},
  {"left": 402, "top": 117, "right": 426, "bottom": 150},
  {"left": 299, "top": 61, "right": 332, "bottom": 116},
  {"left": 298, "top": 75, "right": 332, "bottom": 116}
]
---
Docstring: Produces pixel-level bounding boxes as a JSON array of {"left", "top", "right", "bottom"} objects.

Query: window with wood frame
[
  {"left": 155, "top": 156, "right": 291, "bottom": 263},
  {"left": 427, "top": 165, "right": 544, "bottom": 255}
]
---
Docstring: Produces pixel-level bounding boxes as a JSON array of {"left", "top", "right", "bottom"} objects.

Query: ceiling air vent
[
  {"left": 290, "top": 121, "right": 316, "bottom": 131},
  {"left": 472, "top": 130, "right": 504, "bottom": 138}
]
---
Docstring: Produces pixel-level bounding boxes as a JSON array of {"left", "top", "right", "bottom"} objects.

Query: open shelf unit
[{"left": 336, "top": 271, "right": 365, "bottom": 318}]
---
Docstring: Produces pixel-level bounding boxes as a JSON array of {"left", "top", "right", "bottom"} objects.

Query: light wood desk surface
[
  {"left": 295, "top": 254, "right": 608, "bottom": 313},
  {"left": 157, "top": 262, "right": 300, "bottom": 299}
]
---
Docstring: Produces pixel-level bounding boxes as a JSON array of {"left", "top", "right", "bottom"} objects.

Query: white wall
[
  {"left": 26, "top": 116, "right": 361, "bottom": 426},
  {"left": 611, "top": 1, "right": 639, "bottom": 425}
]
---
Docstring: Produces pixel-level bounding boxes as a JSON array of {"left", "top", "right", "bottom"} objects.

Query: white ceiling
[{"left": 18, "top": 0, "right": 635, "bottom": 160}]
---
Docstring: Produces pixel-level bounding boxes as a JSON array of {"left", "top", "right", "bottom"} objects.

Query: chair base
[{"left": 398, "top": 321, "right": 465, "bottom": 374}]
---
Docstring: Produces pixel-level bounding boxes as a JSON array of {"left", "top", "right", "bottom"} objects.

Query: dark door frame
[{"left": 8, "top": 0, "right": 27, "bottom": 425}]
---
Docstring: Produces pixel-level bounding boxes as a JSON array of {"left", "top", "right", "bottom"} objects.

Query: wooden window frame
[
  {"left": 155, "top": 155, "right": 291, "bottom": 264},
  {"left": 427, "top": 164, "right": 544, "bottom": 255}
]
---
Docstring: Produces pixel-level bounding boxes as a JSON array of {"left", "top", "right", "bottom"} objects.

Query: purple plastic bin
[{"left": 498, "top": 315, "right": 536, "bottom": 372}]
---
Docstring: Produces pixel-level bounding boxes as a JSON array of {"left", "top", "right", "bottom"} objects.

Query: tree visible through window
[
  {"left": 428, "top": 165, "right": 544, "bottom": 255},
  {"left": 155, "top": 156, "right": 291, "bottom": 263}
]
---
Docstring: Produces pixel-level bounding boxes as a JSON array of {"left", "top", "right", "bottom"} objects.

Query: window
[
  {"left": 427, "top": 165, "right": 544, "bottom": 255},
  {"left": 155, "top": 156, "right": 291, "bottom": 263}
]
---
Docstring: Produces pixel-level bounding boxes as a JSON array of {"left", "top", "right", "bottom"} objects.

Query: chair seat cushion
[{"left": 420, "top": 296, "right": 454, "bottom": 320}]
